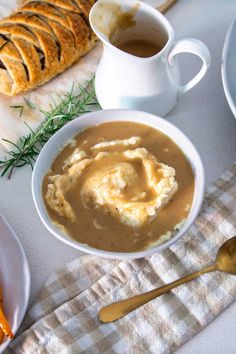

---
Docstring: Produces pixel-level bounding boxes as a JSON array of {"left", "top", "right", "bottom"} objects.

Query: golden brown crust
[{"left": 0, "top": 0, "right": 97, "bottom": 96}]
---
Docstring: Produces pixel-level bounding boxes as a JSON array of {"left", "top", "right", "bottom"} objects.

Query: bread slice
[{"left": 0, "top": 0, "right": 97, "bottom": 96}]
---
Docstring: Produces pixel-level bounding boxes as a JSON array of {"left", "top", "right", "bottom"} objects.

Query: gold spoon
[
  {"left": 158, "top": 0, "right": 177, "bottom": 13},
  {"left": 99, "top": 236, "right": 236, "bottom": 323}
]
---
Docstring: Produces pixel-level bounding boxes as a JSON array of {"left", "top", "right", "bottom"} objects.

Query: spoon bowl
[{"left": 216, "top": 236, "right": 236, "bottom": 274}]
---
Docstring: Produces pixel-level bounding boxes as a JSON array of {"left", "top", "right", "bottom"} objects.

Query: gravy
[
  {"left": 115, "top": 39, "right": 162, "bottom": 57},
  {"left": 43, "top": 122, "right": 194, "bottom": 252}
]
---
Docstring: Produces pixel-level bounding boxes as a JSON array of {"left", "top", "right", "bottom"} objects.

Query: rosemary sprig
[{"left": 0, "top": 77, "right": 99, "bottom": 178}]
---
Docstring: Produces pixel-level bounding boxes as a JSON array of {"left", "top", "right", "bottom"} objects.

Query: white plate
[
  {"left": 222, "top": 16, "right": 236, "bottom": 118},
  {"left": 0, "top": 215, "right": 30, "bottom": 353}
]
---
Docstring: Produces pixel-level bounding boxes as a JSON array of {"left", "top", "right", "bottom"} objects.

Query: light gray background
[{"left": 0, "top": 0, "right": 236, "bottom": 353}]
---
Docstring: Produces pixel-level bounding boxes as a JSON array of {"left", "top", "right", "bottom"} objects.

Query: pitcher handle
[{"left": 168, "top": 38, "right": 211, "bottom": 96}]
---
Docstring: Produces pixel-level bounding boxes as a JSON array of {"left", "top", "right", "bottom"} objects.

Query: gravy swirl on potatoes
[{"left": 43, "top": 121, "right": 194, "bottom": 252}]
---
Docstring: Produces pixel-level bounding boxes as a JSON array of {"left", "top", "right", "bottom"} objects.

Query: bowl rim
[
  {"left": 32, "top": 109, "right": 205, "bottom": 260},
  {"left": 0, "top": 215, "right": 31, "bottom": 353},
  {"left": 221, "top": 16, "right": 236, "bottom": 118}
]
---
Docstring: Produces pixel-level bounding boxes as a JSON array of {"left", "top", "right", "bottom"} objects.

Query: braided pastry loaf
[{"left": 0, "top": 0, "right": 97, "bottom": 96}]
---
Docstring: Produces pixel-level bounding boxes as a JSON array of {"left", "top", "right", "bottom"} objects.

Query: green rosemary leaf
[
  {"left": 2, "top": 138, "right": 22, "bottom": 153},
  {"left": 6, "top": 151, "right": 18, "bottom": 157},
  {"left": 1, "top": 160, "right": 14, "bottom": 177},
  {"left": 15, "top": 161, "right": 28, "bottom": 168},
  {"left": 24, "top": 121, "right": 35, "bottom": 134},
  {"left": 24, "top": 97, "right": 37, "bottom": 109},
  {"left": 10, "top": 105, "right": 24, "bottom": 117}
]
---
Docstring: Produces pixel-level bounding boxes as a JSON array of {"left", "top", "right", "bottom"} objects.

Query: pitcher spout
[{"left": 89, "top": 0, "right": 139, "bottom": 45}]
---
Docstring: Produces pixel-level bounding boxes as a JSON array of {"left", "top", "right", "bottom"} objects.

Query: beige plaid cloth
[{"left": 7, "top": 163, "right": 236, "bottom": 354}]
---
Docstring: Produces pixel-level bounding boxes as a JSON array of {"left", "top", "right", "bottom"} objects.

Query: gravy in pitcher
[{"left": 115, "top": 38, "right": 163, "bottom": 57}]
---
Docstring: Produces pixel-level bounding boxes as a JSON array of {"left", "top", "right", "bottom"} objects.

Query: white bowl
[{"left": 32, "top": 109, "right": 205, "bottom": 260}]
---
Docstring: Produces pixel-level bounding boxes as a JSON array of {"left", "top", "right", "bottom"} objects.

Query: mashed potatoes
[{"left": 45, "top": 138, "right": 178, "bottom": 228}]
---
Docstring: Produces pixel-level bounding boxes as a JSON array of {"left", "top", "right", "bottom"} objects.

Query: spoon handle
[
  {"left": 157, "top": 0, "right": 177, "bottom": 13},
  {"left": 99, "top": 264, "right": 216, "bottom": 323}
]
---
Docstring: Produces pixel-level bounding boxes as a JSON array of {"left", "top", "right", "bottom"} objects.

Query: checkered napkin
[{"left": 7, "top": 163, "right": 236, "bottom": 354}]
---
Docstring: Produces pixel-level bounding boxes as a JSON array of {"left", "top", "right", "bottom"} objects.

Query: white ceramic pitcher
[{"left": 89, "top": 0, "right": 211, "bottom": 116}]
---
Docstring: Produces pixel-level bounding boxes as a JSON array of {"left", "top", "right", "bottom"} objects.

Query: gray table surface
[{"left": 1, "top": 0, "right": 236, "bottom": 353}]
